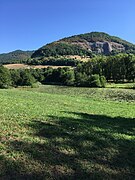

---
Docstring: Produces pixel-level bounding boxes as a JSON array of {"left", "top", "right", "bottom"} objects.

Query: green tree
[
  {"left": 60, "top": 68, "right": 75, "bottom": 86},
  {"left": 75, "top": 72, "right": 88, "bottom": 86},
  {"left": 0, "top": 66, "right": 11, "bottom": 88},
  {"left": 19, "top": 70, "right": 36, "bottom": 86},
  {"left": 10, "top": 69, "right": 21, "bottom": 87}
]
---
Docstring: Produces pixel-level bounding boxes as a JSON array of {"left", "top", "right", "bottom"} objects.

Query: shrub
[
  {"left": 100, "top": 76, "right": 106, "bottom": 87},
  {"left": 31, "top": 82, "right": 41, "bottom": 88},
  {"left": 89, "top": 74, "right": 101, "bottom": 87}
]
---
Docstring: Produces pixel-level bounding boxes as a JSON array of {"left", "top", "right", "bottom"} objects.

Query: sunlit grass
[
  {"left": 0, "top": 87, "right": 135, "bottom": 179},
  {"left": 106, "top": 82, "right": 135, "bottom": 89}
]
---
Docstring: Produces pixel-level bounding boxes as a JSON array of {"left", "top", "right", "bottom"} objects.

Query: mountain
[
  {"left": 31, "top": 32, "right": 135, "bottom": 58},
  {"left": 0, "top": 50, "right": 34, "bottom": 64}
]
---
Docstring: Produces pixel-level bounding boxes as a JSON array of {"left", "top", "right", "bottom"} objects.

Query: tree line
[
  {"left": 0, "top": 66, "right": 106, "bottom": 88},
  {"left": 0, "top": 53, "right": 134, "bottom": 88},
  {"left": 80, "top": 53, "right": 135, "bottom": 82},
  {"left": 29, "top": 53, "right": 135, "bottom": 83},
  {"left": 26, "top": 57, "right": 79, "bottom": 66}
]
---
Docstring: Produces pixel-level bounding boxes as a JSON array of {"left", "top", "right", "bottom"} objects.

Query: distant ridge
[{"left": 0, "top": 50, "right": 34, "bottom": 63}]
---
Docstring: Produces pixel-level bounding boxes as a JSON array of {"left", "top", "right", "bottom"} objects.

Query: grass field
[
  {"left": 0, "top": 86, "right": 135, "bottom": 179},
  {"left": 22, "top": 85, "right": 135, "bottom": 102},
  {"left": 106, "top": 82, "right": 135, "bottom": 89}
]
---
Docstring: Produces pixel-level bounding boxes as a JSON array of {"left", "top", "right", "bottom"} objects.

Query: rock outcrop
[{"left": 88, "top": 41, "right": 125, "bottom": 54}]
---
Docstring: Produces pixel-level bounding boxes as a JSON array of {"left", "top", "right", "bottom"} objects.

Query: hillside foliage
[
  {"left": 0, "top": 50, "right": 34, "bottom": 64},
  {"left": 31, "top": 32, "right": 135, "bottom": 59},
  {"left": 31, "top": 42, "right": 93, "bottom": 58}
]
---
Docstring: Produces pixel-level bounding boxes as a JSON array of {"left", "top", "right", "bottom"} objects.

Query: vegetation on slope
[
  {"left": 31, "top": 32, "right": 135, "bottom": 59},
  {"left": 0, "top": 50, "right": 34, "bottom": 64},
  {"left": 31, "top": 42, "right": 93, "bottom": 58}
]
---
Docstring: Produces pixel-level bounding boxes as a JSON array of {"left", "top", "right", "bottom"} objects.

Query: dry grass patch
[{"left": 4, "top": 64, "right": 73, "bottom": 69}]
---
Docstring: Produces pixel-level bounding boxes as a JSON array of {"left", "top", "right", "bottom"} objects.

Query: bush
[
  {"left": 100, "top": 76, "right": 106, "bottom": 87},
  {"left": 89, "top": 74, "right": 101, "bottom": 87},
  {"left": 31, "top": 82, "right": 41, "bottom": 88},
  {"left": 88, "top": 74, "right": 106, "bottom": 88}
]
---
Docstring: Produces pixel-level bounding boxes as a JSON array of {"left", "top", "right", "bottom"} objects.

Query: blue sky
[{"left": 1, "top": 0, "right": 135, "bottom": 53}]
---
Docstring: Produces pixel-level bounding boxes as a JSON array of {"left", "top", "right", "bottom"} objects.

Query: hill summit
[{"left": 32, "top": 32, "right": 135, "bottom": 58}]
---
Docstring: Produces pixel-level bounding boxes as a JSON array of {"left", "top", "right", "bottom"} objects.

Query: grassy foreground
[{"left": 0, "top": 86, "right": 135, "bottom": 179}]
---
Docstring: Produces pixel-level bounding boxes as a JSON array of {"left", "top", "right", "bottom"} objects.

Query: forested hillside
[
  {"left": 0, "top": 50, "right": 34, "bottom": 64},
  {"left": 32, "top": 32, "right": 135, "bottom": 59}
]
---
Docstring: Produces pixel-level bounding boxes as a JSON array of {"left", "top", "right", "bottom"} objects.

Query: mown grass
[
  {"left": 22, "top": 85, "right": 135, "bottom": 102},
  {"left": 0, "top": 86, "right": 135, "bottom": 179},
  {"left": 106, "top": 82, "right": 135, "bottom": 89}
]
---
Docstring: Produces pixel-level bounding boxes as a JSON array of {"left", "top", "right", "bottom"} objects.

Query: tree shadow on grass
[{"left": 0, "top": 112, "right": 135, "bottom": 179}]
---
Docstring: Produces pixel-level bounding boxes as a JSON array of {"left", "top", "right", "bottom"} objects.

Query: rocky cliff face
[
  {"left": 70, "top": 41, "right": 125, "bottom": 54},
  {"left": 63, "top": 37, "right": 126, "bottom": 55},
  {"left": 88, "top": 41, "right": 125, "bottom": 54}
]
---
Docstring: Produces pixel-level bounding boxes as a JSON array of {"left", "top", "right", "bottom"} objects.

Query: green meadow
[{"left": 0, "top": 86, "right": 135, "bottom": 179}]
